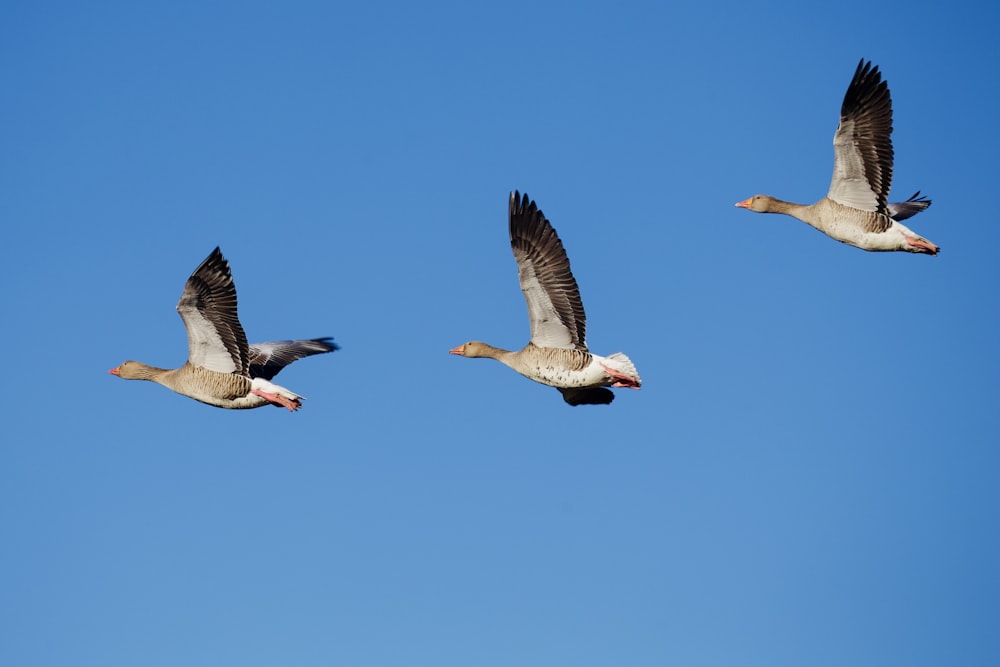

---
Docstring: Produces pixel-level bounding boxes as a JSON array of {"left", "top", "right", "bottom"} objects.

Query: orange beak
[
  {"left": 449, "top": 345, "right": 466, "bottom": 356},
  {"left": 735, "top": 197, "right": 753, "bottom": 209},
  {"left": 109, "top": 367, "right": 121, "bottom": 376}
]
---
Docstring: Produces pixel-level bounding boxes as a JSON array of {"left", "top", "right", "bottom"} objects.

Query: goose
[
  {"left": 736, "top": 59, "right": 938, "bottom": 255},
  {"left": 109, "top": 247, "right": 337, "bottom": 410},
  {"left": 450, "top": 191, "right": 641, "bottom": 406}
]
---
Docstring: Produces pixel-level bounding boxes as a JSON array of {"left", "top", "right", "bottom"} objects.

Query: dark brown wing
[
  {"left": 559, "top": 387, "right": 614, "bottom": 406},
  {"left": 887, "top": 191, "right": 931, "bottom": 222}
]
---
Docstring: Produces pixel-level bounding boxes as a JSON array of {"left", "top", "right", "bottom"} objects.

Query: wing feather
[
  {"left": 509, "top": 192, "right": 587, "bottom": 351},
  {"left": 248, "top": 338, "right": 339, "bottom": 380},
  {"left": 559, "top": 387, "right": 614, "bottom": 406},
  {"left": 176, "top": 247, "right": 250, "bottom": 375},
  {"left": 887, "top": 191, "right": 931, "bottom": 222},
  {"left": 828, "top": 59, "right": 894, "bottom": 229}
]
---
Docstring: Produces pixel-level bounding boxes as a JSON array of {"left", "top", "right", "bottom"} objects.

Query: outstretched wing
[
  {"left": 888, "top": 191, "right": 931, "bottom": 222},
  {"left": 248, "top": 338, "right": 339, "bottom": 380},
  {"left": 176, "top": 247, "right": 250, "bottom": 375},
  {"left": 828, "top": 59, "right": 894, "bottom": 230},
  {"left": 509, "top": 191, "right": 588, "bottom": 351}
]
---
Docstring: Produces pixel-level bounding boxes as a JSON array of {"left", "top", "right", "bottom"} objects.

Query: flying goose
[
  {"left": 450, "top": 191, "right": 641, "bottom": 406},
  {"left": 109, "top": 247, "right": 337, "bottom": 410},
  {"left": 736, "top": 59, "right": 938, "bottom": 255}
]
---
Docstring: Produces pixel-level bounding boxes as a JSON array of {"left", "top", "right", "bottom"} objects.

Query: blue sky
[{"left": 2, "top": 1, "right": 998, "bottom": 665}]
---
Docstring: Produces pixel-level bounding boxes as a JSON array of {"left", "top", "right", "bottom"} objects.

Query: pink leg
[
  {"left": 905, "top": 235, "right": 938, "bottom": 255},
  {"left": 252, "top": 389, "right": 302, "bottom": 411},
  {"left": 601, "top": 364, "right": 641, "bottom": 389}
]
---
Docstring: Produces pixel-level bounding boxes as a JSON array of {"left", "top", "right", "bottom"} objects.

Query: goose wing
[
  {"left": 887, "top": 191, "right": 932, "bottom": 222},
  {"left": 249, "top": 337, "right": 339, "bottom": 380},
  {"left": 559, "top": 387, "right": 614, "bottom": 406},
  {"left": 176, "top": 247, "right": 250, "bottom": 375},
  {"left": 828, "top": 59, "right": 894, "bottom": 231},
  {"left": 509, "top": 191, "right": 587, "bottom": 351}
]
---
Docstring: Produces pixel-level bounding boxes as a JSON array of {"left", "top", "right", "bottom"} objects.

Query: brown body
[
  {"left": 110, "top": 247, "right": 337, "bottom": 411},
  {"left": 451, "top": 192, "right": 641, "bottom": 406},
  {"left": 736, "top": 59, "right": 938, "bottom": 255}
]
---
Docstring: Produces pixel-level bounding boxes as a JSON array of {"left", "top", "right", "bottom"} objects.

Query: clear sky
[{"left": 2, "top": 1, "right": 998, "bottom": 665}]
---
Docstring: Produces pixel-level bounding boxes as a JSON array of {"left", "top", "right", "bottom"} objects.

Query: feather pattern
[
  {"left": 828, "top": 58, "right": 894, "bottom": 222},
  {"left": 249, "top": 338, "right": 340, "bottom": 381},
  {"left": 737, "top": 59, "right": 937, "bottom": 255},
  {"left": 176, "top": 247, "right": 249, "bottom": 375},
  {"left": 450, "top": 192, "right": 641, "bottom": 406},
  {"left": 111, "top": 247, "right": 337, "bottom": 410},
  {"left": 509, "top": 191, "right": 587, "bottom": 351},
  {"left": 887, "top": 191, "right": 932, "bottom": 222}
]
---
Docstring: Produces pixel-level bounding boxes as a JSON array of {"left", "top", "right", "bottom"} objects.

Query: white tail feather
[{"left": 606, "top": 352, "right": 641, "bottom": 384}]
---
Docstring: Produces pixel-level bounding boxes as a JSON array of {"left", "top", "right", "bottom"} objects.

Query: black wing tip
[
  {"left": 855, "top": 58, "right": 878, "bottom": 78},
  {"left": 310, "top": 337, "right": 340, "bottom": 353},
  {"left": 852, "top": 58, "right": 884, "bottom": 89},
  {"left": 267, "top": 337, "right": 339, "bottom": 354},
  {"left": 192, "top": 246, "right": 233, "bottom": 280},
  {"left": 204, "top": 246, "right": 226, "bottom": 266},
  {"left": 888, "top": 191, "right": 932, "bottom": 221},
  {"left": 843, "top": 57, "right": 890, "bottom": 115},
  {"left": 508, "top": 190, "right": 569, "bottom": 265},
  {"left": 265, "top": 337, "right": 339, "bottom": 352},
  {"left": 509, "top": 189, "right": 549, "bottom": 225},
  {"left": 509, "top": 189, "right": 548, "bottom": 241},
  {"left": 851, "top": 58, "right": 883, "bottom": 88},
  {"left": 510, "top": 190, "right": 539, "bottom": 219}
]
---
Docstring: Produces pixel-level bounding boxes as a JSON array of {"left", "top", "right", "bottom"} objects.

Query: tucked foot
[
  {"left": 905, "top": 235, "right": 939, "bottom": 255},
  {"left": 601, "top": 364, "right": 641, "bottom": 389},
  {"left": 252, "top": 389, "right": 302, "bottom": 411}
]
